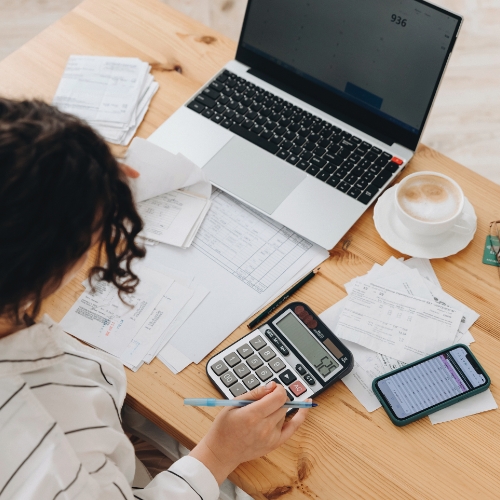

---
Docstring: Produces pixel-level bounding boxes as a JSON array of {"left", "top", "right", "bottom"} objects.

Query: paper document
[
  {"left": 321, "top": 257, "right": 491, "bottom": 424},
  {"left": 125, "top": 138, "right": 212, "bottom": 248},
  {"left": 147, "top": 189, "right": 329, "bottom": 368},
  {"left": 121, "top": 281, "right": 194, "bottom": 370},
  {"left": 127, "top": 138, "right": 211, "bottom": 202},
  {"left": 429, "top": 390, "right": 498, "bottom": 424},
  {"left": 336, "top": 282, "right": 462, "bottom": 363},
  {"left": 60, "top": 267, "right": 172, "bottom": 357},
  {"left": 138, "top": 191, "right": 211, "bottom": 247},
  {"left": 53, "top": 56, "right": 158, "bottom": 145}
]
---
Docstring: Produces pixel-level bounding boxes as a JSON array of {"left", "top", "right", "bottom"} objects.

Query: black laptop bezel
[{"left": 235, "top": 0, "right": 462, "bottom": 151}]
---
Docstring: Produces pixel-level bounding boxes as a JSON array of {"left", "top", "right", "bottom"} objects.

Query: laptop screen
[{"left": 238, "top": 0, "right": 461, "bottom": 143}]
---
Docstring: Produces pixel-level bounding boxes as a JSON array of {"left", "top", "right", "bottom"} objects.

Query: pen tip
[{"left": 312, "top": 403, "right": 318, "bottom": 407}]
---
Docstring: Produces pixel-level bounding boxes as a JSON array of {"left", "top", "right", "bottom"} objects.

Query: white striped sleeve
[{"left": 133, "top": 457, "right": 220, "bottom": 500}]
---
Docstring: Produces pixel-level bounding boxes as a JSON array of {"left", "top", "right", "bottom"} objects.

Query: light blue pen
[{"left": 184, "top": 398, "right": 317, "bottom": 409}]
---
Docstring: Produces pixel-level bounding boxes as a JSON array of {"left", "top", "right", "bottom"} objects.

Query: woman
[{"left": 0, "top": 98, "right": 308, "bottom": 499}]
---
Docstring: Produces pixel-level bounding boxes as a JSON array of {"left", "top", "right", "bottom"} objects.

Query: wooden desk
[{"left": 1, "top": 0, "right": 500, "bottom": 497}]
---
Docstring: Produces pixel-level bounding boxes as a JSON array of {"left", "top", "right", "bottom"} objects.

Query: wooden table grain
[{"left": 1, "top": 0, "right": 500, "bottom": 498}]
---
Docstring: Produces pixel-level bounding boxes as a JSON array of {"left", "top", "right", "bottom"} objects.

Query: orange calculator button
[
  {"left": 289, "top": 380, "right": 307, "bottom": 397},
  {"left": 392, "top": 157, "right": 403, "bottom": 165}
]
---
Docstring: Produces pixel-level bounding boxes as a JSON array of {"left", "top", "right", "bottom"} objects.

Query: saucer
[{"left": 373, "top": 186, "right": 477, "bottom": 258}]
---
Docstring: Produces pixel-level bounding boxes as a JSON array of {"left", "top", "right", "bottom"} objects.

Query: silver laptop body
[{"left": 149, "top": 0, "right": 462, "bottom": 249}]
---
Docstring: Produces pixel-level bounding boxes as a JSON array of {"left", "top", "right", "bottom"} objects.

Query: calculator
[{"left": 206, "top": 302, "right": 354, "bottom": 402}]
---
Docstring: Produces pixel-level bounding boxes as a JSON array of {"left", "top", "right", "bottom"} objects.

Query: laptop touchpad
[{"left": 203, "top": 136, "right": 306, "bottom": 214}]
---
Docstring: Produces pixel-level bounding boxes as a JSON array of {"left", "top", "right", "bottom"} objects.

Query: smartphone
[{"left": 372, "top": 344, "right": 490, "bottom": 426}]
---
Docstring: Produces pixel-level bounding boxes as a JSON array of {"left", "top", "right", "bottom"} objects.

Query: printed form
[
  {"left": 193, "top": 190, "right": 313, "bottom": 293},
  {"left": 127, "top": 138, "right": 212, "bottom": 248},
  {"left": 336, "top": 282, "right": 462, "bottom": 363},
  {"left": 60, "top": 267, "right": 173, "bottom": 357},
  {"left": 52, "top": 56, "right": 158, "bottom": 145},
  {"left": 147, "top": 189, "right": 329, "bottom": 369}
]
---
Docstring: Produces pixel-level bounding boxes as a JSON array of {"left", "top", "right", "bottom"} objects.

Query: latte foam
[{"left": 397, "top": 175, "right": 461, "bottom": 222}]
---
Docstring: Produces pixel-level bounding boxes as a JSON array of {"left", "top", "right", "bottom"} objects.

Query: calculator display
[{"left": 275, "top": 313, "right": 339, "bottom": 379}]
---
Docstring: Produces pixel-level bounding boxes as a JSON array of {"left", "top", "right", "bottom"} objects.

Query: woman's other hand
[{"left": 119, "top": 163, "right": 140, "bottom": 179}]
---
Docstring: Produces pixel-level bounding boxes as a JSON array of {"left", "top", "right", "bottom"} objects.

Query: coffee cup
[{"left": 394, "top": 171, "right": 475, "bottom": 237}]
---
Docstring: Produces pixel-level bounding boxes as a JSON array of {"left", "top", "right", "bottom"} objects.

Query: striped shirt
[{"left": 0, "top": 315, "right": 219, "bottom": 500}]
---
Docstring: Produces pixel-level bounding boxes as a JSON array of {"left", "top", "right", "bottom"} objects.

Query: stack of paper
[
  {"left": 143, "top": 189, "right": 330, "bottom": 374},
  {"left": 127, "top": 138, "right": 212, "bottom": 248},
  {"left": 60, "top": 262, "right": 209, "bottom": 372},
  {"left": 320, "top": 257, "right": 497, "bottom": 424},
  {"left": 60, "top": 185, "right": 328, "bottom": 373},
  {"left": 53, "top": 56, "right": 158, "bottom": 145}
]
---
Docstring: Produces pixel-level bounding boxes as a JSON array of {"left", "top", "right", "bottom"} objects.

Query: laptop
[{"left": 148, "top": 0, "right": 462, "bottom": 249}]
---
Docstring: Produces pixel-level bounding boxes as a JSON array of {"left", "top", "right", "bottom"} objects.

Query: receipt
[
  {"left": 336, "top": 282, "right": 462, "bottom": 363},
  {"left": 60, "top": 267, "right": 172, "bottom": 357},
  {"left": 346, "top": 257, "right": 434, "bottom": 300}
]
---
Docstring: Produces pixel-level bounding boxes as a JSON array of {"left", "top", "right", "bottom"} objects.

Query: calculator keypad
[
  {"left": 256, "top": 366, "right": 273, "bottom": 381},
  {"left": 259, "top": 347, "right": 276, "bottom": 362},
  {"left": 234, "top": 363, "right": 251, "bottom": 379},
  {"left": 230, "top": 383, "right": 247, "bottom": 397},
  {"left": 210, "top": 331, "right": 317, "bottom": 401},
  {"left": 269, "top": 358, "right": 286, "bottom": 373},
  {"left": 246, "top": 354, "right": 263, "bottom": 370},
  {"left": 243, "top": 374, "right": 260, "bottom": 390},
  {"left": 212, "top": 361, "right": 228, "bottom": 376},
  {"left": 289, "top": 380, "right": 307, "bottom": 397},
  {"left": 249, "top": 335, "right": 266, "bottom": 350},
  {"left": 279, "top": 369, "right": 297, "bottom": 385},
  {"left": 237, "top": 344, "right": 254, "bottom": 359},
  {"left": 221, "top": 372, "right": 238, "bottom": 387},
  {"left": 224, "top": 353, "right": 241, "bottom": 367},
  {"left": 296, "top": 364, "right": 307, "bottom": 375}
]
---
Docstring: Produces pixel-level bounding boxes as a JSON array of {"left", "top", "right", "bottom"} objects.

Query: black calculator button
[
  {"left": 278, "top": 345, "right": 290, "bottom": 356},
  {"left": 279, "top": 369, "right": 297, "bottom": 385},
  {"left": 256, "top": 366, "right": 273, "bottom": 381},
  {"left": 304, "top": 374, "right": 316, "bottom": 386},
  {"left": 246, "top": 354, "right": 263, "bottom": 370},
  {"left": 224, "top": 353, "right": 241, "bottom": 367},
  {"left": 269, "top": 358, "right": 286, "bottom": 373},
  {"left": 221, "top": 371, "right": 238, "bottom": 387},
  {"left": 233, "top": 363, "right": 251, "bottom": 379},
  {"left": 242, "top": 374, "right": 260, "bottom": 390},
  {"left": 259, "top": 347, "right": 276, "bottom": 362},
  {"left": 249, "top": 335, "right": 267, "bottom": 350},
  {"left": 271, "top": 337, "right": 282, "bottom": 348},
  {"left": 237, "top": 343, "right": 254, "bottom": 359},
  {"left": 296, "top": 364, "right": 307, "bottom": 375},
  {"left": 265, "top": 329, "right": 276, "bottom": 341},
  {"left": 211, "top": 361, "right": 228, "bottom": 376},
  {"left": 272, "top": 378, "right": 294, "bottom": 401},
  {"left": 229, "top": 383, "right": 247, "bottom": 397}
]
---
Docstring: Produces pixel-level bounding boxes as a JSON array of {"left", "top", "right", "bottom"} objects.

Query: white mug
[{"left": 394, "top": 171, "right": 475, "bottom": 236}]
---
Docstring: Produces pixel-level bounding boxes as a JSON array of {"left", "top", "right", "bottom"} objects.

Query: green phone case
[{"left": 372, "top": 344, "right": 491, "bottom": 426}]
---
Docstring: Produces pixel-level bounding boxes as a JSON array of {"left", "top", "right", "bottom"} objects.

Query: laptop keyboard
[{"left": 186, "top": 70, "right": 403, "bottom": 205}]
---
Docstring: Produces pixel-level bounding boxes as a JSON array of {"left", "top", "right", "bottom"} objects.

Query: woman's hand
[
  {"left": 189, "top": 381, "right": 309, "bottom": 484},
  {"left": 119, "top": 162, "right": 140, "bottom": 179}
]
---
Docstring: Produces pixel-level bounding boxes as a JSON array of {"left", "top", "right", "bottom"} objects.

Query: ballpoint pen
[
  {"left": 247, "top": 268, "right": 320, "bottom": 329},
  {"left": 184, "top": 398, "right": 317, "bottom": 409}
]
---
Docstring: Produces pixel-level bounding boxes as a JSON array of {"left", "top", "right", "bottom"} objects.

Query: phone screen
[{"left": 375, "top": 347, "right": 488, "bottom": 420}]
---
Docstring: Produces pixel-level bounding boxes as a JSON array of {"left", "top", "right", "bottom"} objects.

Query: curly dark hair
[{"left": 0, "top": 98, "right": 146, "bottom": 323}]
